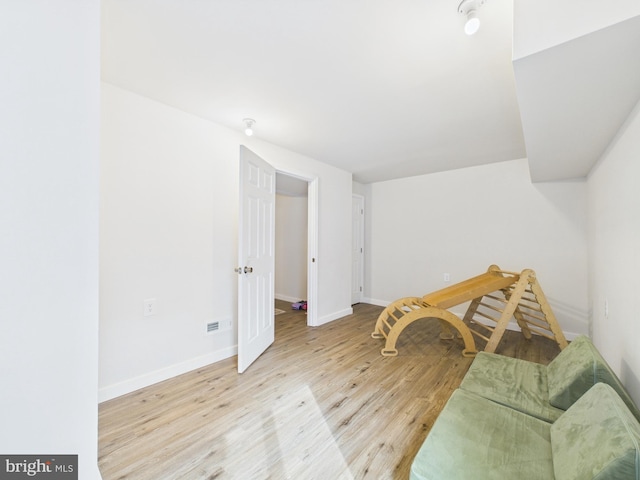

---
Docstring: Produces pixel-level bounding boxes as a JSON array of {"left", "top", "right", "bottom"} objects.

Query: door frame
[{"left": 275, "top": 168, "right": 319, "bottom": 327}]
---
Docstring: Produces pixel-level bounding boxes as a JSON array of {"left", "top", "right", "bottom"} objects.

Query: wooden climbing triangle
[{"left": 371, "top": 265, "right": 568, "bottom": 357}]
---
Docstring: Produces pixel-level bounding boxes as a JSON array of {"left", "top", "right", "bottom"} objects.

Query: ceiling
[{"left": 101, "top": 1, "right": 640, "bottom": 184}]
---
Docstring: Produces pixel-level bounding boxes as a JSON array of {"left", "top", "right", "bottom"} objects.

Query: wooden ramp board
[
  {"left": 371, "top": 265, "right": 568, "bottom": 357},
  {"left": 422, "top": 270, "right": 518, "bottom": 310}
]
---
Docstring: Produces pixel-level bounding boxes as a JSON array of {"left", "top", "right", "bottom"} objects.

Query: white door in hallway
[
  {"left": 351, "top": 194, "right": 364, "bottom": 305},
  {"left": 237, "top": 146, "right": 275, "bottom": 373}
]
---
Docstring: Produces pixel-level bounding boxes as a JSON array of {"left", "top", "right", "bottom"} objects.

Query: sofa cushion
[
  {"left": 459, "top": 351, "right": 564, "bottom": 422},
  {"left": 546, "top": 336, "right": 640, "bottom": 421},
  {"left": 410, "top": 389, "right": 554, "bottom": 480},
  {"left": 551, "top": 382, "right": 640, "bottom": 480}
]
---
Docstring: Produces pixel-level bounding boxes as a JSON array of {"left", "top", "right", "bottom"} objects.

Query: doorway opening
[{"left": 274, "top": 171, "right": 317, "bottom": 327}]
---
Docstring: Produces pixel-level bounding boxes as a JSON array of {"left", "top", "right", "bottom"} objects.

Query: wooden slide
[{"left": 371, "top": 265, "right": 568, "bottom": 357}]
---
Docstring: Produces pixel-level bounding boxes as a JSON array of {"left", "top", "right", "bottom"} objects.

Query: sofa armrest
[
  {"left": 547, "top": 335, "right": 640, "bottom": 421},
  {"left": 551, "top": 383, "right": 640, "bottom": 480}
]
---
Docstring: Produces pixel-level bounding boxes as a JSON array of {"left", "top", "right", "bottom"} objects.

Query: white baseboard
[
  {"left": 99, "top": 300, "right": 583, "bottom": 403},
  {"left": 362, "top": 303, "right": 584, "bottom": 341},
  {"left": 98, "top": 345, "right": 238, "bottom": 403},
  {"left": 503, "top": 320, "right": 582, "bottom": 341},
  {"left": 275, "top": 293, "right": 305, "bottom": 303},
  {"left": 317, "top": 307, "right": 353, "bottom": 326},
  {"left": 361, "top": 297, "right": 389, "bottom": 307}
]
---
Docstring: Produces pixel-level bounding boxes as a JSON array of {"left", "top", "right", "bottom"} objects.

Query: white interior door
[
  {"left": 237, "top": 146, "right": 275, "bottom": 373},
  {"left": 351, "top": 194, "right": 364, "bottom": 305}
]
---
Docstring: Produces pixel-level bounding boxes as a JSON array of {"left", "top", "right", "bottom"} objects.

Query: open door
[
  {"left": 351, "top": 194, "right": 364, "bottom": 305},
  {"left": 237, "top": 146, "right": 275, "bottom": 373}
]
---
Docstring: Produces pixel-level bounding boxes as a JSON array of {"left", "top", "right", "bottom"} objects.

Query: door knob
[
  {"left": 244, "top": 266, "right": 253, "bottom": 274},
  {"left": 234, "top": 267, "right": 242, "bottom": 274}
]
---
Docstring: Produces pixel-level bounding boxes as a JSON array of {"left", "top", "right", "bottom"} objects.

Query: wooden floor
[{"left": 98, "top": 300, "right": 562, "bottom": 480}]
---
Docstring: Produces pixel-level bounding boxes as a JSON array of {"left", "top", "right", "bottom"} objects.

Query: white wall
[
  {"left": 352, "top": 181, "right": 367, "bottom": 197},
  {"left": 0, "top": 2, "right": 101, "bottom": 478},
  {"left": 275, "top": 194, "right": 308, "bottom": 302},
  {"left": 100, "top": 84, "right": 352, "bottom": 401},
  {"left": 366, "top": 158, "right": 589, "bottom": 337},
  {"left": 588, "top": 99, "right": 640, "bottom": 404}
]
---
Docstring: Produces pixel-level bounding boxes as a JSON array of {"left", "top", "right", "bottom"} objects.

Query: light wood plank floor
[{"left": 99, "top": 300, "right": 562, "bottom": 480}]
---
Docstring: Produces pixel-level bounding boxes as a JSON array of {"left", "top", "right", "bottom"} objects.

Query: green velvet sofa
[
  {"left": 410, "top": 336, "right": 640, "bottom": 479},
  {"left": 458, "top": 335, "right": 640, "bottom": 422},
  {"left": 410, "top": 383, "right": 640, "bottom": 480}
]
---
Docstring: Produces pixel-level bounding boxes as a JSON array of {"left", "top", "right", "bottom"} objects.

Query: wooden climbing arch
[{"left": 371, "top": 265, "right": 568, "bottom": 357}]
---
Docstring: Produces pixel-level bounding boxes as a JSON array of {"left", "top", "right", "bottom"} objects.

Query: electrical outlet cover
[{"left": 144, "top": 298, "right": 156, "bottom": 316}]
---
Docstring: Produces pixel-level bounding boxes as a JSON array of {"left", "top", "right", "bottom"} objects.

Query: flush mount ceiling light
[
  {"left": 458, "top": 0, "right": 486, "bottom": 36},
  {"left": 243, "top": 118, "right": 256, "bottom": 136}
]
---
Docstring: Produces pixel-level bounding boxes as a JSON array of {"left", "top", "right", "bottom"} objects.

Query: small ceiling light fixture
[
  {"left": 458, "top": 0, "right": 485, "bottom": 36},
  {"left": 243, "top": 118, "right": 256, "bottom": 136}
]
